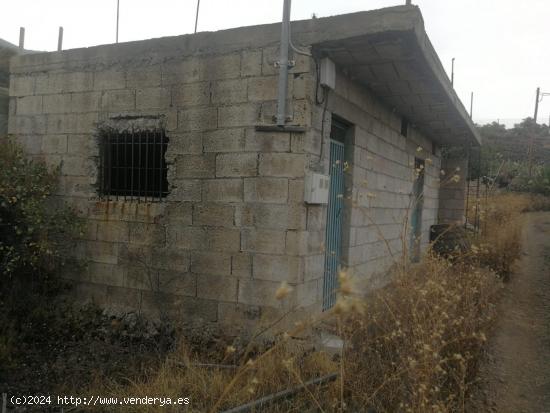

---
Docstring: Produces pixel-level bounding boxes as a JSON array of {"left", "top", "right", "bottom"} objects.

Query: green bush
[
  {"left": 0, "top": 138, "right": 83, "bottom": 298},
  {"left": 509, "top": 164, "right": 550, "bottom": 196}
]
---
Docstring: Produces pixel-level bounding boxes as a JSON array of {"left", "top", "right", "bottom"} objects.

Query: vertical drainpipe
[{"left": 276, "top": 0, "right": 291, "bottom": 126}]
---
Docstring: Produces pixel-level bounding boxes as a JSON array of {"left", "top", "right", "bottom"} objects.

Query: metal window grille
[
  {"left": 322, "top": 117, "right": 350, "bottom": 311},
  {"left": 99, "top": 129, "right": 169, "bottom": 202}
]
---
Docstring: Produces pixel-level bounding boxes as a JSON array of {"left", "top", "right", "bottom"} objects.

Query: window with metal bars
[{"left": 99, "top": 129, "right": 169, "bottom": 201}]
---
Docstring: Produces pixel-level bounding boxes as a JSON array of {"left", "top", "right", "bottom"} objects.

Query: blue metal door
[{"left": 323, "top": 139, "right": 345, "bottom": 310}]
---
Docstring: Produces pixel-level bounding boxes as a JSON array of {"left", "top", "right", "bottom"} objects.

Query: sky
[{"left": 1, "top": 0, "right": 549, "bottom": 128}]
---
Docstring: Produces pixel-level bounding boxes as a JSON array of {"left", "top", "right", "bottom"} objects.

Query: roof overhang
[{"left": 297, "top": 6, "right": 481, "bottom": 147}]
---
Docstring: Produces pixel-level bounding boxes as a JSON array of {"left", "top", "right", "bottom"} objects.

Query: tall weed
[{"left": 82, "top": 193, "right": 530, "bottom": 412}]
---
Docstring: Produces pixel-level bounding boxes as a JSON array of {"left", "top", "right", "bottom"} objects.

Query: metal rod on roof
[
  {"left": 194, "top": 0, "right": 201, "bottom": 33},
  {"left": 19, "top": 27, "right": 25, "bottom": 49},
  {"left": 451, "top": 57, "right": 455, "bottom": 86},
  {"left": 57, "top": 26, "right": 64, "bottom": 51},
  {"left": 276, "top": 0, "right": 292, "bottom": 126},
  {"left": 406, "top": 0, "right": 412, "bottom": 4},
  {"left": 470, "top": 92, "right": 474, "bottom": 119},
  {"left": 528, "top": 87, "right": 541, "bottom": 176},
  {"left": 116, "top": 0, "right": 120, "bottom": 43}
]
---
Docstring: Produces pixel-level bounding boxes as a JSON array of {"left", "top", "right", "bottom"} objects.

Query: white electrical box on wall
[
  {"left": 319, "top": 57, "right": 336, "bottom": 90},
  {"left": 304, "top": 172, "right": 330, "bottom": 204}
]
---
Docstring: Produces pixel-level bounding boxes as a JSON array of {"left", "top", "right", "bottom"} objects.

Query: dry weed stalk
[{"left": 82, "top": 192, "right": 531, "bottom": 412}]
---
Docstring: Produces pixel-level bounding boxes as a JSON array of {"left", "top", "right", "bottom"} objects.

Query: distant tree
[
  {"left": 508, "top": 117, "right": 547, "bottom": 142},
  {"left": 469, "top": 123, "right": 506, "bottom": 181},
  {"left": 474, "top": 118, "right": 550, "bottom": 194},
  {"left": 477, "top": 121, "right": 507, "bottom": 141},
  {"left": 0, "top": 138, "right": 82, "bottom": 302}
]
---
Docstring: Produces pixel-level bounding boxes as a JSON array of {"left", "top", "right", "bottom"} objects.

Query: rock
[{"left": 123, "top": 312, "right": 138, "bottom": 329}]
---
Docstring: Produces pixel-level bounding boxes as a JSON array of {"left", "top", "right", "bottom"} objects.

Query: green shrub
[
  {"left": 0, "top": 138, "right": 82, "bottom": 300},
  {"left": 527, "top": 165, "right": 550, "bottom": 196}
]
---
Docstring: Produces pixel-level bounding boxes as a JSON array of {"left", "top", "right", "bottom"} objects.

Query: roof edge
[
  {"left": 9, "top": 6, "right": 422, "bottom": 70},
  {"left": 6, "top": 5, "right": 481, "bottom": 147},
  {"left": 410, "top": 16, "right": 481, "bottom": 146}
]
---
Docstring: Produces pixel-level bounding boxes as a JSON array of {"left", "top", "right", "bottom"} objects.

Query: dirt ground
[{"left": 476, "top": 212, "right": 550, "bottom": 412}]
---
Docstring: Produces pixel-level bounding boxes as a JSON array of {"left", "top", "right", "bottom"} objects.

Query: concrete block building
[
  {"left": 0, "top": 39, "right": 19, "bottom": 135},
  {"left": 1, "top": 5, "right": 480, "bottom": 326}
]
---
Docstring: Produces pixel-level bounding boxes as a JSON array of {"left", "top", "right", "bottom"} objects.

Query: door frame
[
  {"left": 410, "top": 157, "right": 425, "bottom": 262},
  {"left": 322, "top": 117, "right": 352, "bottom": 310}
]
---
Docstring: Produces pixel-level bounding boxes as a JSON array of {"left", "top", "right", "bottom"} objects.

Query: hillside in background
[
  {"left": 478, "top": 118, "right": 550, "bottom": 165},
  {"left": 475, "top": 118, "right": 550, "bottom": 194}
]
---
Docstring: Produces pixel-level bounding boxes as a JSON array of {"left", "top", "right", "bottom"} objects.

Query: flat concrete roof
[
  {"left": 7, "top": 5, "right": 479, "bottom": 146},
  {"left": 304, "top": 6, "right": 481, "bottom": 146}
]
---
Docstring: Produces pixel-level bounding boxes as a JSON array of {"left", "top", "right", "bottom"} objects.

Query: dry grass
[
  {"left": 471, "top": 192, "right": 550, "bottom": 276},
  {"left": 521, "top": 193, "right": 550, "bottom": 212},
  {"left": 86, "top": 337, "right": 337, "bottom": 412},
  {"left": 472, "top": 193, "right": 527, "bottom": 277},
  {"left": 83, "top": 193, "right": 532, "bottom": 412},
  {"left": 341, "top": 257, "right": 498, "bottom": 412}
]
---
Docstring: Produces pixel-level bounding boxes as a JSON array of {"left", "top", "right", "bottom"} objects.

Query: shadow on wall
[
  {"left": 0, "top": 87, "right": 8, "bottom": 136},
  {"left": 1, "top": 38, "right": 25, "bottom": 136}
]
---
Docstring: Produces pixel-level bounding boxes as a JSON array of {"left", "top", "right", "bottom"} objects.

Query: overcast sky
[{"left": 1, "top": 0, "right": 549, "bottom": 128}]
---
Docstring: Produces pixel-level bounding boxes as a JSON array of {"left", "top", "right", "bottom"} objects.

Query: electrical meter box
[
  {"left": 319, "top": 57, "right": 336, "bottom": 90},
  {"left": 304, "top": 173, "right": 330, "bottom": 204}
]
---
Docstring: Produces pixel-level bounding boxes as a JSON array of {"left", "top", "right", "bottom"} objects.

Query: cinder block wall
[
  {"left": 8, "top": 36, "right": 319, "bottom": 327},
  {"left": 304, "top": 69, "right": 442, "bottom": 291},
  {"left": 0, "top": 87, "right": 8, "bottom": 136},
  {"left": 8, "top": 31, "right": 447, "bottom": 322},
  {"left": 438, "top": 155, "right": 468, "bottom": 224},
  {"left": 0, "top": 53, "right": 9, "bottom": 137}
]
